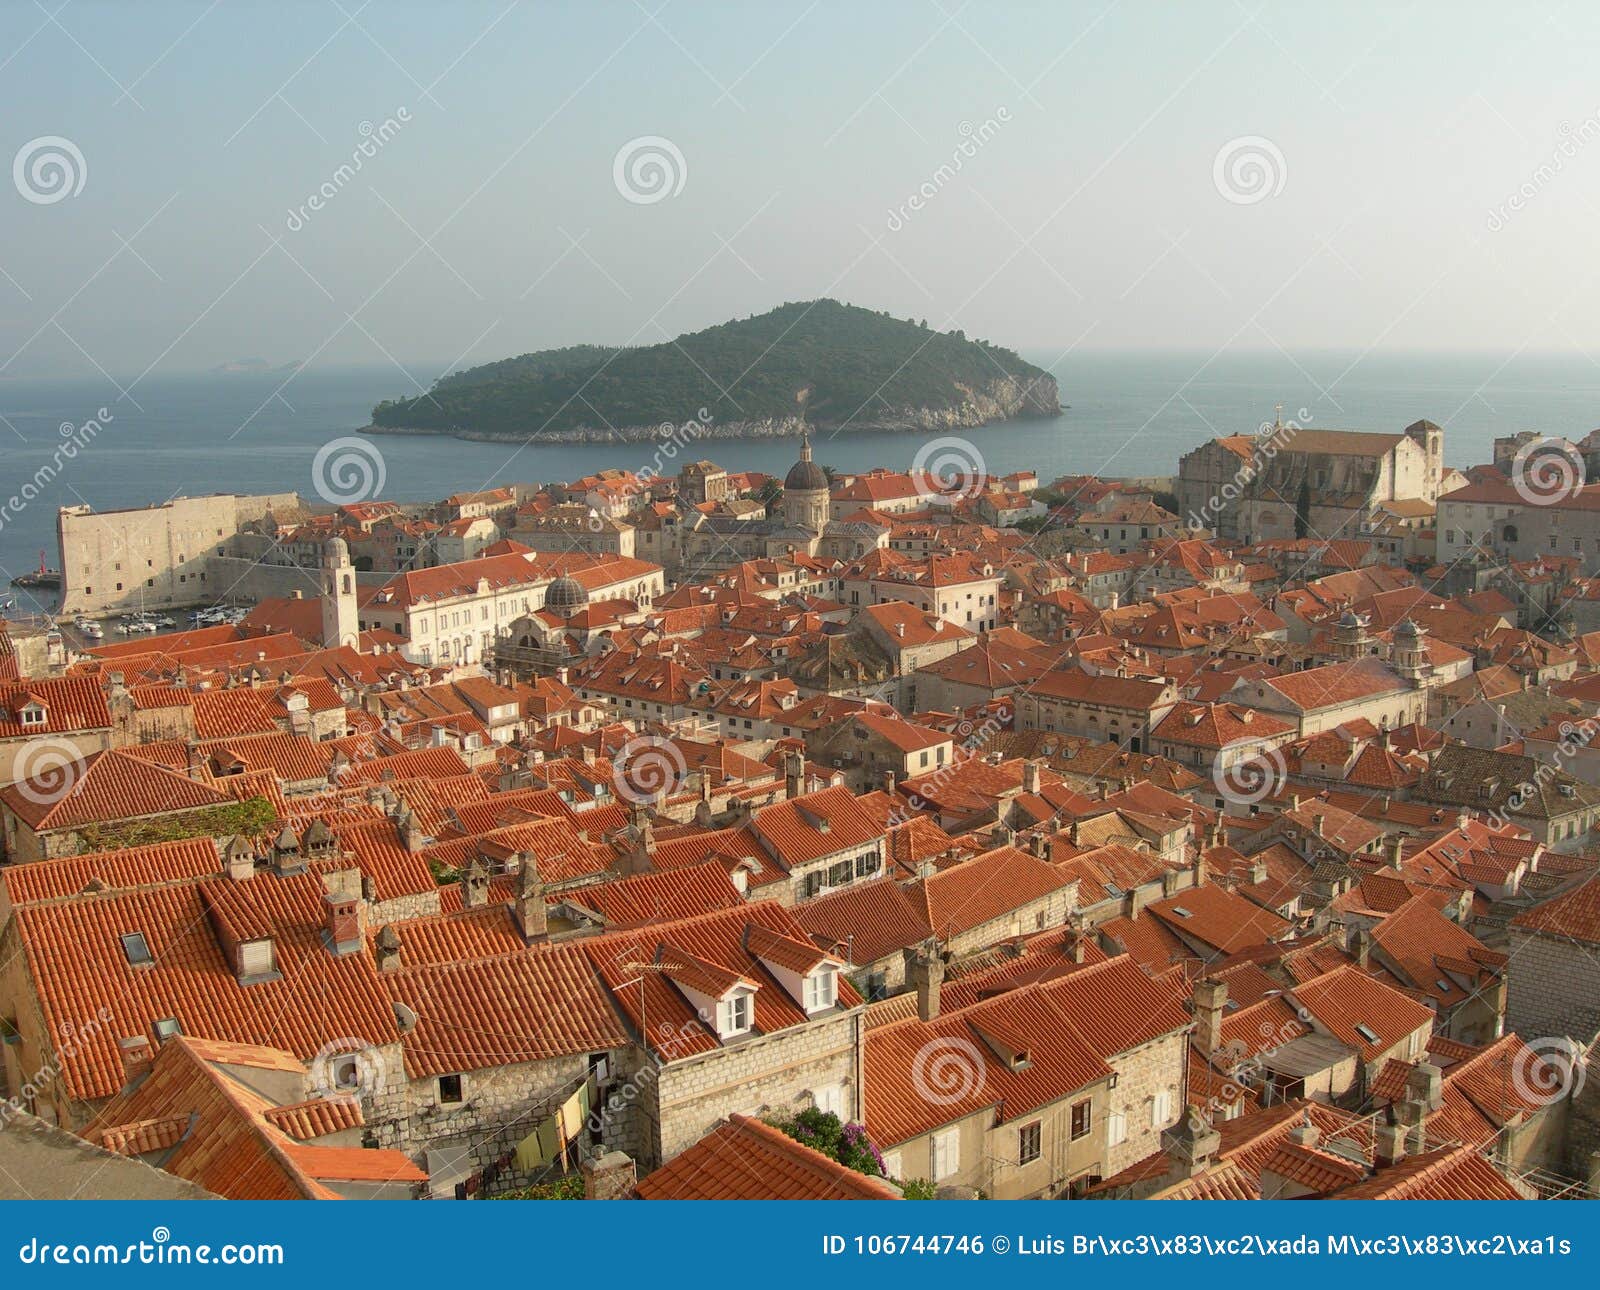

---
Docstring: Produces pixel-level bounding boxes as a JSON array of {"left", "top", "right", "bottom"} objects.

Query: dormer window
[
  {"left": 19, "top": 703, "right": 45, "bottom": 728},
  {"left": 718, "top": 992, "right": 752, "bottom": 1038},
  {"left": 803, "top": 967, "right": 838, "bottom": 1012},
  {"left": 238, "top": 937, "right": 276, "bottom": 981}
]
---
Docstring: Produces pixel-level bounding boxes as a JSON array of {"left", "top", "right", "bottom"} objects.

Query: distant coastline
[{"left": 358, "top": 396, "right": 1063, "bottom": 446}]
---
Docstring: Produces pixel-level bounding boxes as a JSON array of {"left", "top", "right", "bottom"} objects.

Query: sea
[{"left": 2, "top": 349, "right": 1597, "bottom": 618}]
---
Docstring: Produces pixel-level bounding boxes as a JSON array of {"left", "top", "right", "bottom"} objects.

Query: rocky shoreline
[{"left": 363, "top": 373, "right": 1061, "bottom": 445}]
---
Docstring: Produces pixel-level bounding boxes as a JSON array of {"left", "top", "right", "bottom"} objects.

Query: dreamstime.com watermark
[
  {"left": 17, "top": 1230, "right": 283, "bottom": 1267},
  {"left": 312, "top": 435, "right": 388, "bottom": 505},
  {"left": 1211, "top": 745, "right": 1288, "bottom": 809},
  {"left": 1509, "top": 434, "right": 1586, "bottom": 508},
  {"left": 1185, "top": 408, "right": 1309, "bottom": 534},
  {"left": 1486, "top": 716, "right": 1600, "bottom": 829},
  {"left": 12, "top": 135, "right": 86, "bottom": 205},
  {"left": 911, "top": 435, "right": 988, "bottom": 503},
  {"left": 891, "top": 702, "right": 1011, "bottom": 827},
  {"left": 587, "top": 1011, "right": 705, "bottom": 1137},
  {"left": 886, "top": 108, "right": 1011, "bottom": 231},
  {"left": 1202, "top": 1003, "right": 1312, "bottom": 1119},
  {"left": 1, "top": 1007, "right": 113, "bottom": 1127},
  {"left": 1487, "top": 115, "right": 1600, "bottom": 232},
  {"left": 0, "top": 408, "right": 112, "bottom": 536},
  {"left": 1212, "top": 135, "right": 1286, "bottom": 205},
  {"left": 285, "top": 108, "right": 411, "bottom": 231},
  {"left": 621, "top": 408, "right": 714, "bottom": 499},
  {"left": 611, "top": 735, "right": 689, "bottom": 805},
  {"left": 612, "top": 136, "right": 687, "bottom": 205}
]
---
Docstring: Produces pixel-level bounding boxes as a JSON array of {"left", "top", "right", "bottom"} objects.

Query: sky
[{"left": 2, "top": 0, "right": 1600, "bottom": 389}]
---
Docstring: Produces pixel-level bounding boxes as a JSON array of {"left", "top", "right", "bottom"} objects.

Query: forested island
[{"left": 368, "top": 299, "right": 1060, "bottom": 443}]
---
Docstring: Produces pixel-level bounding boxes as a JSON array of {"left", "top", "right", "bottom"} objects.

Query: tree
[
  {"left": 769, "top": 1108, "right": 886, "bottom": 1177},
  {"left": 1294, "top": 476, "right": 1312, "bottom": 539}
]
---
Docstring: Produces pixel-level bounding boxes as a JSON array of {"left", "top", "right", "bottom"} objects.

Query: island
[{"left": 367, "top": 299, "right": 1060, "bottom": 443}]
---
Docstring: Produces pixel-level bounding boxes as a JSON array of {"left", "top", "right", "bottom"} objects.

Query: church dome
[
  {"left": 545, "top": 575, "right": 589, "bottom": 612},
  {"left": 784, "top": 432, "right": 829, "bottom": 492}
]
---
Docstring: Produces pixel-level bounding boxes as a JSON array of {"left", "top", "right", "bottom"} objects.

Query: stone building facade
[
  {"left": 58, "top": 492, "right": 303, "bottom": 616},
  {"left": 1176, "top": 422, "right": 1443, "bottom": 545}
]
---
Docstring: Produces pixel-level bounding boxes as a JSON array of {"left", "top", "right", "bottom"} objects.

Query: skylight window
[
  {"left": 153, "top": 1018, "right": 182, "bottom": 1042},
  {"left": 1354, "top": 1023, "right": 1380, "bottom": 1044},
  {"left": 1170, "top": 906, "right": 1192, "bottom": 918},
  {"left": 120, "top": 932, "right": 153, "bottom": 968}
]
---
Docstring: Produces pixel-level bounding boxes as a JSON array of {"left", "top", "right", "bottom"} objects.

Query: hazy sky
[{"left": 3, "top": 0, "right": 1599, "bottom": 387}]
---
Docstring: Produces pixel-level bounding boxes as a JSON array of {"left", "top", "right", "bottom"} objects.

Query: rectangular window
[
  {"left": 1152, "top": 1090, "right": 1173, "bottom": 1127},
  {"left": 720, "top": 993, "right": 752, "bottom": 1036},
  {"left": 881, "top": 1150, "right": 902, "bottom": 1179},
  {"left": 438, "top": 1074, "right": 463, "bottom": 1104},
  {"left": 120, "top": 932, "right": 153, "bottom": 968},
  {"left": 1107, "top": 1111, "right": 1127, "bottom": 1147},
  {"left": 814, "top": 1084, "right": 845, "bottom": 1118},
  {"left": 1018, "top": 1121, "right": 1041, "bottom": 1165},
  {"left": 931, "top": 1127, "right": 960, "bottom": 1179},
  {"left": 1070, "top": 1099, "right": 1091, "bottom": 1140},
  {"left": 803, "top": 971, "right": 837, "bottom": 1012}
]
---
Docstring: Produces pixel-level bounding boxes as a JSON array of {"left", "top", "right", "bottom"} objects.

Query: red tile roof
[
  {"left": 1148, "top": 883, "right": 1293, "bottom": 956},
  {"left": 1512, "top": 874, "right": 1600, "bottom": 944},
  {"left": 1291, "top": 964, "right": 1434, "bottom": 1060},
  {"left": 13, "top": 871, "right": 399, "bottom": 1102},
  {"left": 2, "top": 837, "right": 221, "bottom": 906},
  {"left": 636, "top": 1114, "right": 901, "bottom": 1199},
  {"left": 1, "top": 748, "right": 235, "bottom": 831}
]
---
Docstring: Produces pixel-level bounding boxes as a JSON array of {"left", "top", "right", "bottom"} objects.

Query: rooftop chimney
[
  {"left": 1192, "top": 977, "right": 1228, "bottom": 1060},
  {"left": 1373, "top": 1108, "right": 1406, "bottom": 1168},
  {"left": 1400, "top": 1061, "right": 1443, "bottom": 1153},
  {"left": 461, "top": 859, "right": 490, "bottom": 910},
  {"left": 581, "top": 1150, "right": 638, "bottom": 1200},
  {"left": 515, "top": 853, "right": 548, "bottom": 942},
  {"left": 397, "top": 807, "right": 426, "bottom": 853},
  {"left": 783, "top": 747, "right": 805, "bottom": 800},
  {"left": 1065, "top": 916, "right": 1089, "bottom": 965},
  {"left": 1287, "top": 1111, "right": 1320, "bottom": 1149},
  {"left": 1388, "top": 834, "right": 1404, "bottom": 869},
  {"left": 375, "top": 923, "right": 402, "bottom": 973},
  {"left": 1168, "top": 1109, "right": 1221, "bottom": 1179},
  {"left": 1022, "top": 758, "right": 1042, "bottom": 795},
  {"left": 1348, "top": 924, "right": 1373, "bottom": 970},
  {"left": 323, "top": 890, "right": 364, "bottom": 956},
  {"left": 223, "top": 836, "right": 255, "bottom": 882},
  {"left": 909, "top": 944, "right": 945, "bottom": 1022},
  {"left": 118, "top": 1035, "right": 155, "bottom": 1090}
]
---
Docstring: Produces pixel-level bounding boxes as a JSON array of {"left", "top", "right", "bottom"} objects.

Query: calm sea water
[{"left": 2, "top": 349, "right": 1597, "bottom": 616}]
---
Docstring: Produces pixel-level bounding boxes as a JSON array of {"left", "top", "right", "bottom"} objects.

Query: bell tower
[{"left": 321, "top": 537, "right": 359, "bottom": 651}]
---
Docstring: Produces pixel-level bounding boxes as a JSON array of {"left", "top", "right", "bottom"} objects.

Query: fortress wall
[{"left": 57, "top": 493, "right": 303, "bottom": 616}]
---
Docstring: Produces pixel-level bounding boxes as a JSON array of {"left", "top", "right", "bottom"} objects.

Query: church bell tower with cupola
[{"left": 321, "top": 537, "right": 359, "bottom": 651}]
